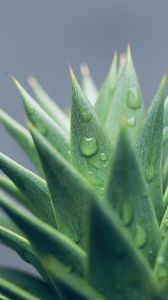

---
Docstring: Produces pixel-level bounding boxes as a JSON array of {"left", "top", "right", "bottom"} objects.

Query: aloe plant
[{"left": 0, "top": 45, "right": 168, "bottom": 299}]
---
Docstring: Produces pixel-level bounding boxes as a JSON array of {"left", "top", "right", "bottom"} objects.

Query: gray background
[{"left": 0, "top": 0, "right": 168, "bottom": 273}]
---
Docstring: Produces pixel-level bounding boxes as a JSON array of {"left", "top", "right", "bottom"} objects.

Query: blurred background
[{"left": 0, "top": 0, "right": 168, "bottom": 273}]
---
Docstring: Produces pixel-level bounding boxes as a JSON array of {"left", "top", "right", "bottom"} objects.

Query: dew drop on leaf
[
  {"left": 80, "top": 109, "right": 92, "bottom": 122},
  {"left": 127, "top": 87, "right": 141, "bottom": 109},
  {"left": 127, "top": 116, "right": 136, "bottom": 127},
  {"left": 80, "top": 137, "right": 98, "bottom": 157},
  {"left": 120, "top": 202, "right": 133, "bottom": 226},
  {"left": 134, "top": 225, "right": 147, "bottom": 248}
]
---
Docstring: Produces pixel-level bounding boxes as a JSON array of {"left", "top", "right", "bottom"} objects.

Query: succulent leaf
[
  {"left": 107, "top": 122, "right": 161, "bottom": 265},
  {"left": 0, "top": 268, "right": 56, "bottom": 300},
  {"left": 0, "top": 48, "right": 168, "bottom": 300},
  {"left": 80, "top": 63, "right": 98, "bottom": 106},
  {"left": 95, "top": 52, "right": 118, "bottom": 123},
  {"left": 45, "top": 258, "right": 106, "bottom": 300},
  {"left": 0, "top": 208, "right": 20, "bottom": 234},
  {"left": 136, "top": 75, "right": 166, "bottom": 222},
  {"left": 0, "top": 195, "right": 86, "bottom": 276},
  {"left": 30, "top": 125, "right": 96, "bottom": 248},
  {"left": 105, "top": 45, "right": 144, "bottom": 146},
  {"left": 28, "top": 76, "right": 70, "bottom": 133},
  {"left": 13, "top": 79, "right": 71, "bottom": 162},
  {"left": 0, "top": 153, "right": 57, "bottom": 228},
  {"left": 0, "top": 175, "right": 27, "bottom": 206},
  {"left": 88, "top": 196, "right": 153, "bottom": 300},
  {"left": 0, "top": 109, "right": 43, "bottom": 176},
  {"left": 70, "top": 67, "right": 113, "bottom": 195},
  {"left": 0, "top": 278, "right": 40, "bottom": 300}
]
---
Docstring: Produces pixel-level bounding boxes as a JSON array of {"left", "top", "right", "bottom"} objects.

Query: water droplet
[
  {"left": 134, "top": 225, "right": 147, "bottom": 248},
  {"left": 80, "top": 109, "right": 92, "bottom": 122},
  {"left": 120, "top": 202, "right": 133, "bottom": 226},
  {"left": 80, "top": 137, "right": 98, "bottom": 157},
  {"left": 127, "top": 87, "right": 141, "bottom": 109},
  {"left": 100, "top": 153, "right": 107, "bottom": 161},
  {"left": 127, "top": 116, "right": 136, "bottom": 127}
]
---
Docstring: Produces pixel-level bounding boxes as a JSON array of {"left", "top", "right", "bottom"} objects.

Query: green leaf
[
  {"left": 0, "top": 223, "right": 45, "bottom": 278},
  {"left": 118, "top": 52, "right": 126, "bottom": 77},
  {"left": 88, "top": 196, "right": 154, "bottom": 300},
  {"left": 0, "top": 208, "right": 20, "bottom": 234},
  {"left": 154, "top": 236, "right": 168, "bottom": 287},
  {"left": 0, "top": 195, "right": 86, "bottom": 276},
  {"left": 44, "top": 258, "right": 106, "bottom": 300},
  {"left": 0, "top": 109, "right": 43, "bottom": 176},
  {"left": 80, "top": 63, "right": 98, "bottom": 106},
  {"left": 0, "top": 295, "right": 10, "bottom": 300},
  {"left": 105, "top": 45, "right": 144, "bottom": 146},
  {"left": 13, "top": 78, "right": 71, "bottom": 162},
  {"left": 28, "top": 76, "right": 70, "bottom": 133},
  {"left": 0, "top": 153, "right": 57, "bottom": 228},
  {"left": 95, "top": 52, "right": 117, "bottom": 123},
  {"left": 162, "top": 96, "right": 168, "bottom": 158},
  {"left": 107, "top": 123, "right": 161, "bottom": 265},
  {"left": 70, "top": 67, "right": 113, "bottom": 195},
  {"left": 0, "top": 268, "right": 56, "bottom": 300},
  {"left": 163, "top": 185, "right": 168, "bottom": 211},
  {"left": 0, "top": 278, "right": 40, "bottom": 300},
  {"left": 136, "top": 75, "right": 166, "bottom": 222},
  {"left": 30, "top": 125, "right": 97, "bottom": 248},
  {"left": 0, "top": 175, "right": 26, "bottom": 204},
  {"left": 163, "top": 157, "right": 168, "bottom": 193}
]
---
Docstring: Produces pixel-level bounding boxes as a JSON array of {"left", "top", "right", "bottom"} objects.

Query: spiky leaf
[
  {"left": 0, "top": 153, "right": 57, "bottom": 228},
  {"left": 107, "top": 123, "right": 160, "bottom": 265},
  {"left": 0, "top": 278, "right": 39, "bottom": 300},
  {"left": 0, "top": 268, "right": 56, "bottom": 300},
  {"left": 0, "top": 109, "right": 43, "bottom": 176},
  {"left": 70, "top": 67, "right": 113, "bottom": 194},
  {"left": 105, "top": 45, "right": 144, "bottom": 146},
  {"left": 88, "top": 196, "right": 153, "bottom": 300},
  {"left": 14, "top": 79, "right": 71, "bottom": 162},
  {"left": 136, "top": 76, "right": 166, "bottom": 221},
  {"left": 95, "top": 52, "right": 117, "bottom": 123},
  {"left": 28, "top": 76, "right": 70, "bottom": 133},
  {"left": 80, "top": 63, "right": 98, "bottom": 106},
  {"left": 30, "top": 125, "right": 101, "bottom": 248},
  {"left": 0, "top": 195, "right": 86, "bottom": 276},
  {"left": 45, "top": 258, "right": 106, "bottom": 300}
]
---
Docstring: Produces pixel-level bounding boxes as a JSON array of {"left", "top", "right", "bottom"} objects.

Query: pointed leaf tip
[
  {"left": 27, "top": 76, "right": 38, "bottom": 88},
  {"left": 161, "top": 73, "right": 167, "bottom": 88},
  {"left": 126, "top": 41, "right": 132, "bottom": 61},
  {"left": 80, "top": 63, "right": 90, "bottom": 77},
  {"left": 69, "top": 65, "right": 76, "bottom": 82}
]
